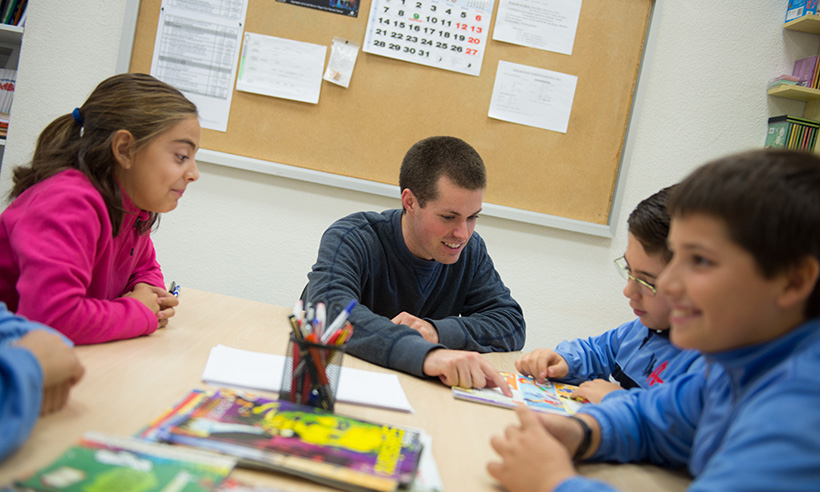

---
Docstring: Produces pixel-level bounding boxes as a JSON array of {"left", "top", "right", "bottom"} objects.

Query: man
[{"left": 305, "top": 136, "right": 525, "bottom": 393}]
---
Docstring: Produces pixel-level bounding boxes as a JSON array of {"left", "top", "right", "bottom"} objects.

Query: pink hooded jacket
[{"left": 0, "top": 169, "right": 164, "bottom": 344}]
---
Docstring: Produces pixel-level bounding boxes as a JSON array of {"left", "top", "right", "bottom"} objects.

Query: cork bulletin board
[{"left": 129, "top": 0, "right": 654, "bottom": 231}]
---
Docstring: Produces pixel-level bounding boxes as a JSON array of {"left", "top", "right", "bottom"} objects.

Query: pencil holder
[{"left": 280, "top": 333, "right": 345, "bottom": 411}]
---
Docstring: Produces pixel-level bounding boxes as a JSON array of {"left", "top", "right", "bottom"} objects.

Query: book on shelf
[
  {"left": 144, "top": 388, "right": 425, "bottom": 492},
  {"left": 13, "top": 431, "right": 236, "bottom": 492},
  {"left": 0, "top": 0, "right": 27, "bottom": 25},
  {"left": 768, "top": 74, "right": 802, "bottom": 90},
  {"left": 765, "top": 115, "right": 820, "bottom": 151},
  {"left": 793, "top": 56, "right": 819, "bottom": 87},
  {"left": 451, "top": 372, "right": 586, "bottom": 416},
  {"left": 787, "top": 0, "right": 819, "bottom": 22}
]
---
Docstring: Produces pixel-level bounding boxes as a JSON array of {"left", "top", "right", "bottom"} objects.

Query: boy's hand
[
  {"left": 573, "top": 379, "right": 623, "bottom": 404},
  {"left": 392, "top": 311, "right": 438, "bottom": 343},
  {"left": 423, "top": 349, "right": 512, "bottom": 396},
  {"left": 15, "top": 330, "right": 85, "bottom": 415},
  {"left": 488, "top": 407, "right": 578, "bottom": 492},
  {"left": 515, "top": 348, "right": 569, "bottom": 382}
]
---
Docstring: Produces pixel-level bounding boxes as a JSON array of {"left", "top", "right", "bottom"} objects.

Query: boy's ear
[
  {"left": 111, "top": 130, "right": 136, "bottom": 169},
  {"left": 777, "top": 256, "right": 820, "bottom": 309}
]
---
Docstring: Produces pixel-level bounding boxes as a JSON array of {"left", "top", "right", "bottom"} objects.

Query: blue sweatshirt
[
  {"left": 305, "top": 209, "right": 525, "bottom": 377},
  {"left": 0, "top": 304, "right": 71, "bottom": 461},
  {"left": 557, "top": 318, "right": 820, "bottom": 492},
  {"left": 555, "top": 318, "right": 703, "bottom": 401}
]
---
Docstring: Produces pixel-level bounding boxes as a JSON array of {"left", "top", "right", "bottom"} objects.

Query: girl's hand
[
  {"left": 124, "top": 282, "right": 160, "bottom": 316},
  {"left": 573, "top": 379, "right": 623, "bottom": 404},
  {"left": 153, "top": 285, "right": 179, "bottom": 328}
]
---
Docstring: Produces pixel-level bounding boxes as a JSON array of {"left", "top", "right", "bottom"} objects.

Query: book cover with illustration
[
  {"left": 451, "top": 372, "right": 585, "bottom": 415},
  {"left": 153, "top": 389, "right": 423, "bottom": 492},
  {"left": 14, "top": 432, "right": 235, "bottom": 492}
]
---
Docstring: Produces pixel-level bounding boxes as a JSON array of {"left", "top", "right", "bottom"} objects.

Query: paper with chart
[
  {"left": 150, "top": 0, "right": 248, "bottom": 132},
  {"left": 492, "top": 0, "right": 582, "bottom": 55},
  {"left": 363, "top": 0, "right": 494, "bottom": 76},
  {"left": 488, "top": 60, "right": 577, "bottom": 133}
]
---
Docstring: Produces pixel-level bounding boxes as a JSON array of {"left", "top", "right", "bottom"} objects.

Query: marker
[
  {"left": 169, "top": 281, "right": 181, "bottom": 297},
  {"left": 320, "top": 299, "right": 357, "bottom": 344}
]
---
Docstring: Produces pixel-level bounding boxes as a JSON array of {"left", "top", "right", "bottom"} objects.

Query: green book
[
  {"left": 14, "top": 432, "right": 235, "bottom": 492},
  {"left": 766, "top": 116, "right": 791, "bottom": 149}
]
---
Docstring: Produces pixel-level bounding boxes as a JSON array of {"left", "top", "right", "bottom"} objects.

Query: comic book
[
  {"left": 451, "top": 372, "right": 586, "bottom": 415},
  {"left": 14, "top": 431, "right": 235, "bottom": 492},
  {"left": 151, "top": 389, "right": 423, "bottom": 492}
]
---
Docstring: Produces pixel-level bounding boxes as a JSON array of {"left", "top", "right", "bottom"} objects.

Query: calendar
[{"left": 363, "top": 0, "right": 494, "bottom": 76}]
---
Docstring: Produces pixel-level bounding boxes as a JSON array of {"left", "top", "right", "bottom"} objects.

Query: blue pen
[
  {"left": 320, "top": 299, "right": 357, "bottom": 344},
  {"left": 169, "top": 281, "right": 181, "bottom": 297}
]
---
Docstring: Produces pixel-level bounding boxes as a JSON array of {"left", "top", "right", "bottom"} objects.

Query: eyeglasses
[{"left": 614, "top": 256, "right": 657, "bottom": 297}]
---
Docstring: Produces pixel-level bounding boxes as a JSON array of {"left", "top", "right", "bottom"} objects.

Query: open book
[
  {"left": 452, "top": 372, "right": 586, "bottom": 415},
  {"left": 15, "top": 431, "right": 235, "bottom": 491},
  {"left": 145, "top": 388, "right": 424, "bottom": 492}
]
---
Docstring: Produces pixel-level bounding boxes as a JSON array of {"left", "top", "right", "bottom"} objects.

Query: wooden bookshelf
[
  {"left": 767, "top": 84, "right": 820, "bottom": 101},
  {"left": 785, "top": 14, "right": 820, "bottom": 34}
]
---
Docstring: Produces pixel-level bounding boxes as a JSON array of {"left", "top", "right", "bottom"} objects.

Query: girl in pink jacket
[{"left": 0, "top": 73, "right": 200, "bottom": 344}]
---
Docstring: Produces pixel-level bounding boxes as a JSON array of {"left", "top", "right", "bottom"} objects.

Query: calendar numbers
[{"left": 364, "top": 0, "right": 492, "bottom": 76}]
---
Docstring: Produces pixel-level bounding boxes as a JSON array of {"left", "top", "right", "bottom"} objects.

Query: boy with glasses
[
  {"left": 515, "top": 186, "right": 702, "bottom": 403},
  {"left": 489, "top": 149, "right": 820, "bottom": 492}
]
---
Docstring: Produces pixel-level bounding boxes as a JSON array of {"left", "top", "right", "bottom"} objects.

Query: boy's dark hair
[
  {"left": 668, "top": 149, "right": 820, "bottom": 319},
  {"left": 399, "top": 136, "right": 486, "bottom": 208},
  {"left": 627, "top": 185, "right": 675, "bottom": 263},
  {"left": 10, "top": 73, "right": 198, "bottom": 236}
]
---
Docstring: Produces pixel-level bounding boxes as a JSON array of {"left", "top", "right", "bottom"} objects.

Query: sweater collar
[{"left": 705, "top": 318, "right": 820, "bottom": 387}]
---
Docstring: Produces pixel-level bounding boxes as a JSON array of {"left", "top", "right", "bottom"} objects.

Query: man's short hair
[
  {"left": 668, "top": 149, "right": 820, "bottom": 318},
  {"left": 399, "top": 136, "right": 486, "bottom": 207}
]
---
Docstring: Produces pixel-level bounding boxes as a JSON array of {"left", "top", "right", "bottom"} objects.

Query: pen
[
  {"left": 320, "top": 299, "right": 357, "bottom": 344},
  {"left": 169, "top": 281, "right": 181, "bottom": 297}
]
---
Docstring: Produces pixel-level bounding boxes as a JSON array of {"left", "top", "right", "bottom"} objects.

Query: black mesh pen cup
[{"left": 280, "top": 333, "right": 345, "bottom": 411}]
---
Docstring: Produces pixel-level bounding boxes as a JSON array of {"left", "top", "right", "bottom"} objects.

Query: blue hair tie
[{"left": 71, "top": 107, "right": 84, "bottom": 126}]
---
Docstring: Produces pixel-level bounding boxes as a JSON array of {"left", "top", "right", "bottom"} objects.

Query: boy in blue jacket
[
  {"left": 516, "top": 186, "right": 702, "bottom": 403},
  {"left": 0, "top": 304, "right": 84, "bottom": 461},
  {"left": 488, "top": 149, "right": 820, "bottom": 492}
]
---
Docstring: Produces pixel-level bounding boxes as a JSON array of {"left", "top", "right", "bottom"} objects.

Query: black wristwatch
[{"left": 568, "top": 415, "right": 592, "bottom": 461}]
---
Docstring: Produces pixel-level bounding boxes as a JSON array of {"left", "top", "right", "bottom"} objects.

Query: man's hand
[
  {"left": 515, "top": 348, "right": 569, "bottom": 382},
  {"left": 392, "top": 311, "right": 438, "bottom": 343},
  {"left": 422, "top": 349, "right": 512, "bottom": 396},
  {"left": 488, "top": 407, "right": 579, "bottom": 492},
  {"left": 15, "top": 330, "right": 85, "bottom": 415}
]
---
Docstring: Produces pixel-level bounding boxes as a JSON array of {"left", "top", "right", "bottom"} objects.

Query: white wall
[{"left": 0, "top": 1, "right": 815, "bottom": 351}]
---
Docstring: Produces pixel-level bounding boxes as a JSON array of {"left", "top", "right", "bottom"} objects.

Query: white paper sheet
[
  {"left": 201, "top": 345, "right": 415, "bottom": 413},
  {"left": 492, "top": 0, "right": 582, "bottom": 55},
  {"left": 150, "top": 0, "right": 247, "bottom": 132},
  {"left": 488, "top": 60, "right": 577, "bottom": 133},
  {"left": 236, "top": 33, "right": 327, "bottom": 104}
]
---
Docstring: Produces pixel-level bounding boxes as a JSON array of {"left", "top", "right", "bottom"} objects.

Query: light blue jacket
[
  {"left": 557, "top": 318, "right": 820, "bottom": 492},
  {"left": 555, "top": 318, "right": 703, "bottom": 401},
  {"left": 0, "top": 304, "right": 71, "bottom": 461}
]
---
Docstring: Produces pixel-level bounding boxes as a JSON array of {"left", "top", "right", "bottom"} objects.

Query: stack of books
[
  {"left": 0, "top": 0, "right": 27, "bottom": 26},
  {"left": 765, "top": 115, "right": 820, "bottom": 151},
  {"left": 792, "top": 55, "right": 820, "bottom": 88}
]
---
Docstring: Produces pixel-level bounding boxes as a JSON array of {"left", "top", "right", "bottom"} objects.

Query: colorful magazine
[
  {"left": 451, "top": 372, "right": 586, "bottom": 415},
  {"left": 14, "top": 432, "right": 235, "bottom": 492},
  {"left": 152, "top": 389, "right": 423, "bottom": 492}
]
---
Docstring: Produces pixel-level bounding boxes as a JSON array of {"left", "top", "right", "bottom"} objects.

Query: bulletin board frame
[{"left": 119, "top": 0, "right": 658, "bottom": 238}]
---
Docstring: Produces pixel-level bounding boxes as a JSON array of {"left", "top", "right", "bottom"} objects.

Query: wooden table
[{"left": 0, "top": 289, "right": 692, "bottom": 491}]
